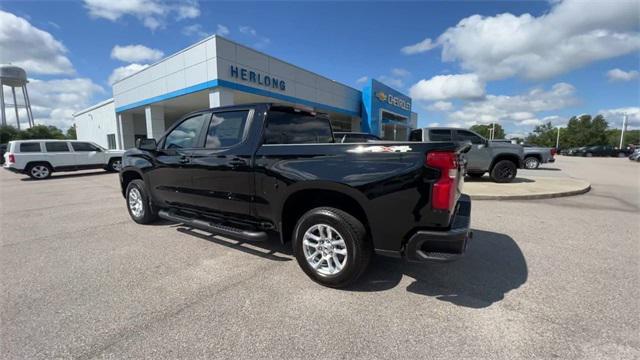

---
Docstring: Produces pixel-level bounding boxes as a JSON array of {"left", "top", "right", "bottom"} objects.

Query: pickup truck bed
[{"left": 120, "top": 103, "right": 472, "bottom": 287}]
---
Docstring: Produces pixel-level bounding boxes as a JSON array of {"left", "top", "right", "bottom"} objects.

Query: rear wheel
[
  {"left": 490, "top": 160, "right": 517, "bottom": 183},
  {"left": 27, "top": 163, "right": 52, "bottom": 180},
  {"left": 293, "top": 207, "right": 371, "bottom": 288},
  {"left": 107, "top": 157, "right": 122, "bottom": 172},
  {"left": 524, "top": 156, "right": 540, "bottom": 169},
  {"left": 126, "top": 179, "right": 158, "bottom": 224}
]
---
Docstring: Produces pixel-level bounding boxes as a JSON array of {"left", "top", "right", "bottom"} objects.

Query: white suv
[{"left": 3, "top": 140, "right": 124, "bottom": 179}]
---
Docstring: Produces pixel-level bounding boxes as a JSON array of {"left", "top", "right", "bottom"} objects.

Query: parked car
[
  {"left": 334, "top": 132, "right": 382, "bottom": 143},
  {"left": 629, "top": 148, "right": 640, "bottom": 161},
  {"left": 3, "top": 140, "right": 124, "bottom": 179},
  {"left": 0, "top": 144, "right": 6, "bottom": 165},
  {"left": 120, "top": 103, "right": 472, "bottom": 288},
  {"left": 409, "top": 127, "right": 524, "bottom": 183},
  {"left": 573, "top": 145, "right": 628, "bottom": 157},
  {"left": 521, "top": 144, "right": 555, "bottom": 169}
]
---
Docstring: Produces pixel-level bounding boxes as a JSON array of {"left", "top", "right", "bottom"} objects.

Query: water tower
[{"left": 0, "top": 65, "right": 34, "bottom": 129}]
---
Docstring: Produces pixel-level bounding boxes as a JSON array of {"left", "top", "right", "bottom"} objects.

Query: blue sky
[{"left": 1, "top": 0, "right": 638, "bottom": 135}]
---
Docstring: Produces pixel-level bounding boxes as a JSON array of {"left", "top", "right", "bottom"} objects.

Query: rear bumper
[
  {"left": 404, "top": 194, "right": 472, "bottom": 262},
  {"left": 3, "top": 166, "right": 22, "bottom": 174}
]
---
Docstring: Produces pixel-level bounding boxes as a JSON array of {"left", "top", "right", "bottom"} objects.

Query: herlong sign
[{"left": 230, "top": 65, "right": 286, "bottom": 91}]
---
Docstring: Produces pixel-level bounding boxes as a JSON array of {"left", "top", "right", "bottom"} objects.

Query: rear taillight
[
  {"left": 426, "top": 151, "right": 458, "bottom": 211},
  {"left": 551, "top": 148, "right": 557, "bottom": 157},
  {"left": 7, "top": 153, "right": 15, "bottom": 164}
]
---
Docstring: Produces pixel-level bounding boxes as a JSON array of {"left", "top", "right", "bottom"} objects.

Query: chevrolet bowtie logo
[{"left": 375, "top": 91, "right": 387, "bottom": 102}]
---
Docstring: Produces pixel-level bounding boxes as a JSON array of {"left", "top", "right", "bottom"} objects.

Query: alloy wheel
[
  {"left": 302, "top": 224, "right": 348, "bottom": 276},
  {"left": 128, "top": 188, "right": 144, "bottom": 218},
  {"left": 31, "top": 165, "right": 50, "bottom": 179}
]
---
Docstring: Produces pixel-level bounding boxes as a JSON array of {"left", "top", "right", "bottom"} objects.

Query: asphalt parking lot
[{"left": 1, "top": 157, "right": 638, "bottom": 359}]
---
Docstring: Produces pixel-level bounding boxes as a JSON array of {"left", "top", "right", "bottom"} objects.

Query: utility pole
[
  {"left": 619, "top": 114, "right": 627, "bottom": 149},
  {"left": 556, "top": 126, "right": 561, "bottom": 149},
  {"left": 491, "top": 122, "right": 496, "bottom": 140}
]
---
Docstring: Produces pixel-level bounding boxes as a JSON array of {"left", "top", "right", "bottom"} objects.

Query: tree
[
  {"left": 0, "top": 125, "right": 20, "bottom": 144},
  {"left": 563, "top": 114, "right": 608, "bottom": 147},
  {"left": 18, "top": 125, "right": 66, "bottom": 140},
  {"left": 66, "top": 125, "right": 77, "bottom": 139},
  {"left": 525, "top": 122, "right": 562, "bottom": 147},
  {"left": 606, "top": 129, "right": 640, "bottom": 148},
  {"left": 470, "top": 123, "right": 505, "bottom": 139}
]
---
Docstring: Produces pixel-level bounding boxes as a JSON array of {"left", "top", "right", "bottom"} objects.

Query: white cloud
[
  {"left": 432, "top": 0, "right": 640, "bottom": 80},
  {"left": 110, "top": 45, "right": 163, "bottom": 63},
  {"left": 599, "top": 107, "right": 640, "bottom": 129},
  {"left": 391, "top": 68, "right": 410, "bottom": 77},
  {"left": 182, "top": 23, "right": 229, "bottom": 38},
  {"left": 355, "top": 76, "right": 368, "bottom": 85},
  {"left": 83, "top": 0, "right": 200, "bottom": 30},
  {"left": 401, "top": 37, "right": 437, "bottom": 55},
  {"left": 0, "top": 10, "right": 74, "bottom": 75},
  {"left": 1, "top": 78, "right": 104, "bottom": 129},
  {"left": 447, "top": 82, "right": 577, "bottom": 128},
  {"left": 517, "top": 119, "right": 543, "bottom": 126},
  {"left": 426, "top": 101, "right": 454, "bottom": 112},
  {"left": 409, "top": 73, "right": 485, "bottom": 101},
  {"left": 607, "top": 68, "right": 639, "bottom": 82},
  {"left": 377, "top": 75, "right": 404, "bottom": 89},
  {"left": 108, "top": 63, "right": 148, "bottom": 85},
  {"left": 216, "top": 24, "right": 230, "bottom": 36},
  {"left": 238, "top": 25, "right": 270, "bottom": 48}
]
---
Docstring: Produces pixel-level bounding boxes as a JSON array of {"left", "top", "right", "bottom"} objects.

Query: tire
[
  {"left": 466, "top": 172, "right": 484, "bottom": 178},
  {"left": 524, "top": 156, "right": 540, "bottom": 169},
  {"left": 490, "top": 160, "right": 517, "bottom": 183},
  {"left": 617, "top": 152, "right": 626, "bottom": 158},
  {"left": 292, "top": 207, "right": 371, "bottom": 288},
  {"left": 27, "top": 163, "right": 52, "bottom": 180},
  {"left": 107, "top": 157, "right": 122, "bottom": 172},
  {"left": 585, "top": 152, "right": 593, "bottom": 157},
  {"left": 125, "top": 179, "right": 158, "bottom": 224}
]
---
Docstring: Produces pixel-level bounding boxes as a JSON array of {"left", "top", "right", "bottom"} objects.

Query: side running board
[{"left": 158, "top": 209, "right": 268, "bottom": 242}]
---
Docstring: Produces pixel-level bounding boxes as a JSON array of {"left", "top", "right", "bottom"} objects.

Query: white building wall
[
  {"left": 112, "top": 36, "right": 361, "bottom": 116},
  {"left": 74, "top": 99, "right": 119, "bottom": 149}
]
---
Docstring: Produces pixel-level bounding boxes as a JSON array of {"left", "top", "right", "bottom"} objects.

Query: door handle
[{"left": 228, "top": 158, "right": 247, "bottom": 167}]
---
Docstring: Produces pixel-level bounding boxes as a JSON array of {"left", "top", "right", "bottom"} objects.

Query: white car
[{"left": 3, "top": 140, "right": 124, "bottom": 179}]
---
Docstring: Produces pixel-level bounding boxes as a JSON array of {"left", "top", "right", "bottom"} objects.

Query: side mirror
[{"left": 137, "top": 138, "right": 157, "bottom": 151}]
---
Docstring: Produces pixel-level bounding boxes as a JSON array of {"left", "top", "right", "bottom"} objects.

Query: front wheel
[
  {"left": 490, "top": 160, "right": 517, "bottom": 183},
  {"left": 524, "top": 156, "right": 540, "bottom": 169},
  {"left": 293, "top": 207, "right": 371, "bottom": 288},
  {"left": 126, "top": 179, "right": 158, "bottom": 224}
]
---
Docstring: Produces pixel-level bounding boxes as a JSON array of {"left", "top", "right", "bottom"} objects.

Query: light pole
[
  {"left": 556, "top": 126, "right": 561, "bottom": 149},
  {"left": 619, "top": 114, "right": 627, "bottom": 149}
]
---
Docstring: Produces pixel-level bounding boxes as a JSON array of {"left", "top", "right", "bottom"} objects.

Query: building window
[{"left": 107, "top": 134, "right": 116, "bottom": 149}]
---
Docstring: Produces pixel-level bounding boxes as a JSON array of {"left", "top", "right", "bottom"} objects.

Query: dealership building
[{"left": 74, "top": 36, "right": 417, "bottom": 150}]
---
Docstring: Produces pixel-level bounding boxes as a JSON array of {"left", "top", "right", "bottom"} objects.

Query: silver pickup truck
[
  {"left": 410, "top": 127, "right": 524, "bottom": 183},
  {"left": 522, "top": 144, "right": 555, "bottom": 169}
]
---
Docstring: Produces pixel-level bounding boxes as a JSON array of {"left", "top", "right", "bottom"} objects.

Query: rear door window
[
  {"left": 428, "top": 129, "right": 452, "bottom": 141},
  {"left": 72, "top": 142, "right": 102, "bottom": 152},
  {"left": 19, "top": 143, "right": 42, "bottom": 152},
  {"left": 205, "top": 111, "right": 249, "bottom": 149},
  {"left": 264, "top": 109, "right": 333, "bottom": 144},
  {"left": 455, "top": 130, "right": 484, "bottom": 145},
  {"left": 45, "top": 142, "right": 70, "bottom": 152},
  {"left": 409, "top": 130, "right": 423, "bottom": 141}
]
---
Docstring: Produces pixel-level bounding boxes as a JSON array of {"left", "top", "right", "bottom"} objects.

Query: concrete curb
[{"left": 464, "top": 178, "right": 591, "bottom": 201}]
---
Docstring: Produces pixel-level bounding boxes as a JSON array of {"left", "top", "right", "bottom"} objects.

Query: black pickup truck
[{"left": 120, "top": 103, "right": 472, "bottom": 288}]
